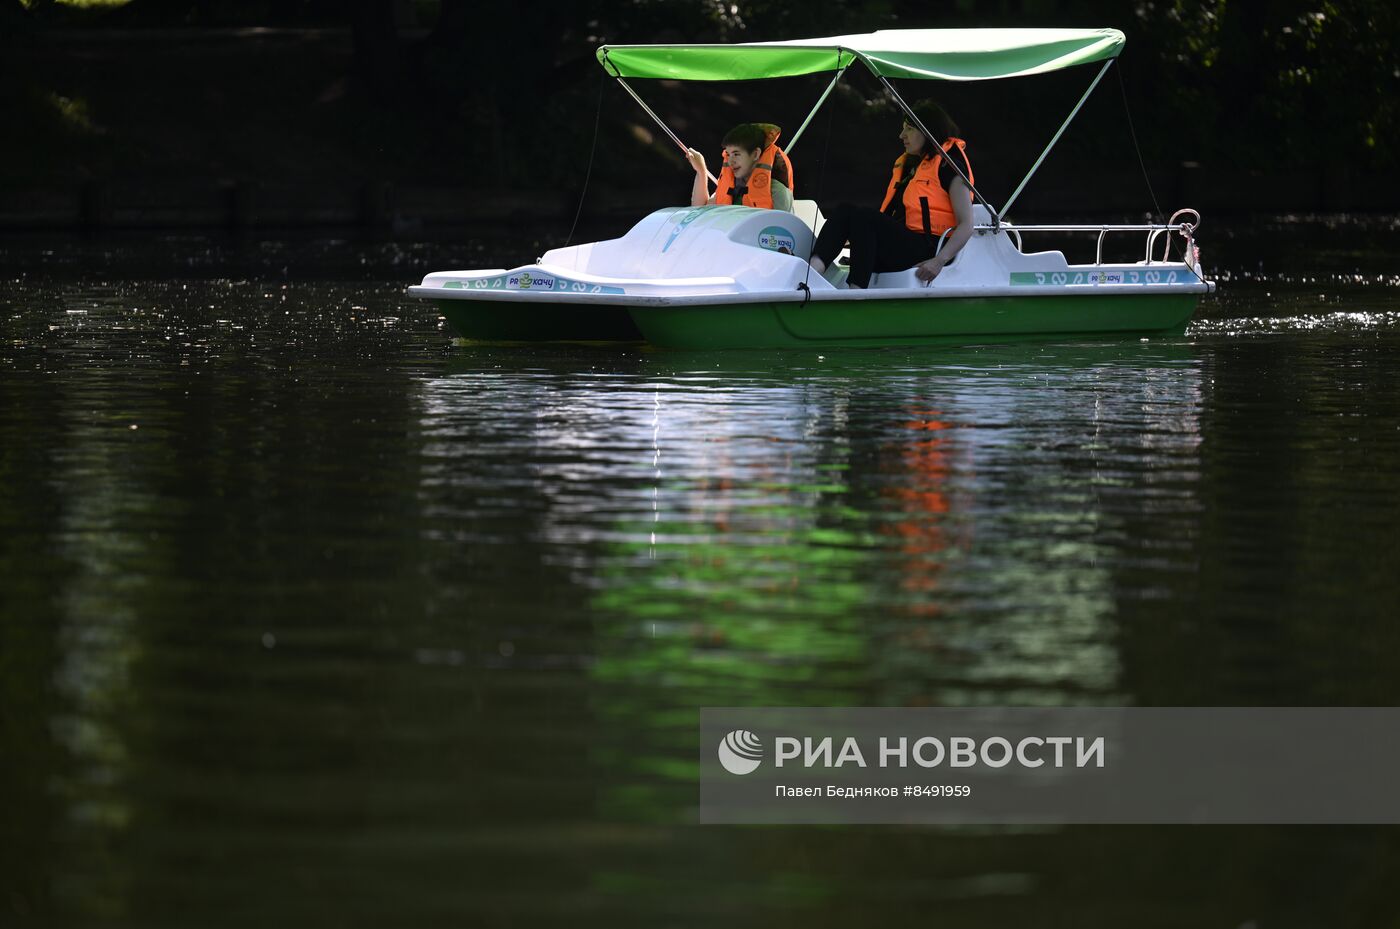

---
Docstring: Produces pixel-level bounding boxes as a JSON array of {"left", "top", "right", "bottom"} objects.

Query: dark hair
[
  {"left": 721, "top": 122, "right": 789, "bottom": 187},
  {"left": 722, "top": 122, "right": 770, "bottom": 154},
  {"left": 904, "top": 101, "right": 961, "bottom": 154}
]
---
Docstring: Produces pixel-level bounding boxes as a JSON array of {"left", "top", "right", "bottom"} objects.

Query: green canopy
[{"left": 597, "top": 28, "right": 1126, "bottom": 82}]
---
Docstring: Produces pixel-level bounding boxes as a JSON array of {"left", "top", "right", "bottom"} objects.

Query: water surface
[{"left": 3, "top": 223, "right": 1400, "bottom": 927}]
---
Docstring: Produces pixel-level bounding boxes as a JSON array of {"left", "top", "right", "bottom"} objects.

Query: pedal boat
[{"left": 409, "top": 28, "right": 1215, "bottom": 349}]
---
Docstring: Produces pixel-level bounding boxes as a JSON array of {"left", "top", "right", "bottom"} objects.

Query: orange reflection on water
[{"left": 881, "top": 406, "right": 969, "bottom": 619}]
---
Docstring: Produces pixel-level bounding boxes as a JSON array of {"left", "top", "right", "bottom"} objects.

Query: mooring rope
[
  {"left": 1115, "top": 62, "right": 1164, "bottom": 224},
  {"left": 563, "top": 65, "right": 607, "bottom": 249}
]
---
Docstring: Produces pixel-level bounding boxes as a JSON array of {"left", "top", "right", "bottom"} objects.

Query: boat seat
[
  {"left": 869, "top": 249, "right": 964, "bottom": 289},
  {"left": 791, "top": 199, "right": 826, "bottom": 236},
  {"left": 868, "top": 268, "right": 922, "bottom": 289}
]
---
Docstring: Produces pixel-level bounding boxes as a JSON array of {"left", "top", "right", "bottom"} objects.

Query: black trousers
[{"left": 812, "top": 203, "right": 933, "bottom": 288}]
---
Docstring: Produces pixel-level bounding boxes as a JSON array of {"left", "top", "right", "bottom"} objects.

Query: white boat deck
[{"left": 410, "top": 203, "right": 1212, "bottom": 307}]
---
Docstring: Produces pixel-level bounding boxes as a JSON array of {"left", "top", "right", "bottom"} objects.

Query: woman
[
  {"left": 685, "top": 122, "right": 794, "bottom": 212},
  {"left": 809, "top": 103, "right": 974, "bottom": 288}
]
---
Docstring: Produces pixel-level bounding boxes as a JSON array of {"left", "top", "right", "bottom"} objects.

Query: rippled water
[{"left": 3, "top": 225, "right": 1400, "bottom": 927}]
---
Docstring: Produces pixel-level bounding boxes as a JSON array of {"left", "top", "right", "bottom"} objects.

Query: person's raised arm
[
  {"left": 686, "top": 149, "right": 713, "bottom": 207},
  {"left": 915, "top": 177, "right": 975, "bottom": 283}
]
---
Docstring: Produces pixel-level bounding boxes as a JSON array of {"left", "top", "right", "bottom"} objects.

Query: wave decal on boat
[
  {"left": 442, "top": 274, "right": 626, "bottom": 295},
  {"left": 662, "top": 208, "right": 708, "bottom": 253},
  {"left": 1009, "top": 270, "right": 1186, "bottom": 286}
]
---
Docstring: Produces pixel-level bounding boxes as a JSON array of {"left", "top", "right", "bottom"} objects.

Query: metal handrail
[
  {"left": 976, "top": 222, "right": 1190, "bottom": 231},
  {"left": 966, "top": 218, "right": 1199, "bottom": 266}
]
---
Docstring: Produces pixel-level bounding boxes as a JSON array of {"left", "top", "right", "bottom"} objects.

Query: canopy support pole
[
  {"left": 875, "top": 72, "right": 1000, "bottom": 228},
  {"left": 785, "top": 62, "right": 849, "bottom": 155},
  {"left": 603, "top": 60, "right": 718, "bottom": 186},
  {"left": 1001, "top": 58, "right": 1114, "bottom": 216}
]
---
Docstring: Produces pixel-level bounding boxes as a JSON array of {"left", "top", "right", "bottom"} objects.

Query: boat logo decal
[
  {"left": 661, "top": 208, "right": 707, "bottom": 253},
  {"left": 1010, "top": 269, "right": 1182, "bottom": 287},
  {"left": 757, "top": 226, "right": 796, "bottom": 254}
]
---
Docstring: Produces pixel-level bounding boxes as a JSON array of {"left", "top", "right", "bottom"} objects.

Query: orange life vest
[
  {"left": 714, "top": 126, "right": 794, "bottom": 209},
  {"left": 879, "top": 138, "right": 973, "bottom": 235}
]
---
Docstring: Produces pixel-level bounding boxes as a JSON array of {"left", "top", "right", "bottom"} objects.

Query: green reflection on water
[
  {"left": 575, "top": 345, "right": 1213, "bottom": 828},
  {"left": 4, "top": 269, "right": 1400, "bottom": 926}
]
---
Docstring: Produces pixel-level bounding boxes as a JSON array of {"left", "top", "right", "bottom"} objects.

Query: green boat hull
[
  {"left": 627, "top": 292, "right": 1201, "bottom": 349},
  {"left": 434, "top": 300, "right": 643, "bottom": 342},
  {"left": 432, "top": 291, "right": 1199, "bottom": 348}
]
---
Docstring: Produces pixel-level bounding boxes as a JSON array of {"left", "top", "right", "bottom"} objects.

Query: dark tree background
[{"left": 3, "top": 0, "right": 1397, "bottom": 220}]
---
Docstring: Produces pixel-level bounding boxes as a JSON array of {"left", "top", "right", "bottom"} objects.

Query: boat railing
[{"left": 941, "top": 208, "right": 1200, "bottom": 267}]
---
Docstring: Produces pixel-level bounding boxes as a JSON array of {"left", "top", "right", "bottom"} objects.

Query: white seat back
[{"left": 791, "top": 199, "right": 825, "bottom": 236}]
